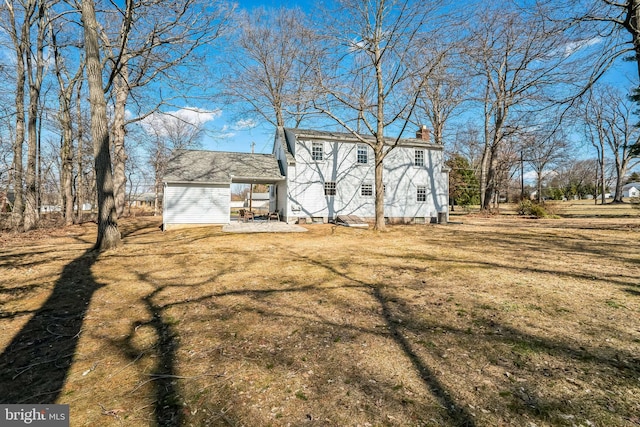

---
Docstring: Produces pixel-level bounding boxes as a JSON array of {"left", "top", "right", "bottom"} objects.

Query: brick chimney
[{"left": 416, "top": 125, "right": 430, "bottom": 142}]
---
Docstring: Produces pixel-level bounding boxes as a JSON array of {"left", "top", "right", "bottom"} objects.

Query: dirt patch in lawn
[{"left": 1, "top": 216, "right": 639, "bottom": 426}]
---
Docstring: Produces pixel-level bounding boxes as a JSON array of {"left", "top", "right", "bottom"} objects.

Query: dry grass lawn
[{"left": 1, "top": 215, "right": 639, "bottom": 426}]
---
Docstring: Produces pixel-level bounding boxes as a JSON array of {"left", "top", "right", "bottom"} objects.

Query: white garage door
[{"left": 164, "top": 183, "right": 230, "bottom": 225}]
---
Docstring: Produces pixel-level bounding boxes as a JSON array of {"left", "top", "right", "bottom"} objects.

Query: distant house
[
  {"left": 162, "top": 126, "right": 449, "bottom": 228},
  {"left": 40, "top": 205, "right": 62, "bottom": 213},
  {"left": 623, "top": 182, "right": 640, "bottom": 199},
  {"left": 129, "top": 192, "right": 162, "bottom": 208}
]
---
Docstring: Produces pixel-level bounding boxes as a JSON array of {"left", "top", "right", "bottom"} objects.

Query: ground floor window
[
  {"left": 361, "top": 183, "right": 373, "bottom": 196},
  {"left": 324, "top": 181, "right": 336, "bottom": 196},
  {"left": 417, "top": 185, "right": 427, "bottom": 202}
]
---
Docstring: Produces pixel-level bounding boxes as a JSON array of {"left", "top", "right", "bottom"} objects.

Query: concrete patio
[{"left": 222, "top": 220, "right": 308, "bottom": 233}]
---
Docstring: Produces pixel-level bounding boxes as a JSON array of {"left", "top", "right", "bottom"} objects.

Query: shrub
[{"left": 517, "top": 200, "right": 548, "bottom": 218}]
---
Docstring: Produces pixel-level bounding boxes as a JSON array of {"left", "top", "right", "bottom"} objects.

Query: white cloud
[
  {"left": 140, "top": 107, "right": 221, "bottom": 136},
  {"left": 215, "top": 124, "right": 236, "bottom": 139},
  {"left": 233, "top": 118, "right": 258, "bottom": 130},
  {"left": 524, "top": 169, "right": 558, "bottom": 184},
  {"left": 563, "top": 37, "right": 602, "bottom": 57}
]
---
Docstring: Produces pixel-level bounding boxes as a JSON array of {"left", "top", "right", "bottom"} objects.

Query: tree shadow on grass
[
  {"left": 113, "top": 285, "right": 184, "bottom": 427},
  {"left": 0, "top": 221, "right": 182, "bottom": 426},
  {"left": 0, "top": 250, "right": 100, "bottom": 403},
  {"left": 371, "top": 286, "right": 477, "bottom": 427},
  {"left": 285, "top": 249, "right": 477, "bottom": 427}
]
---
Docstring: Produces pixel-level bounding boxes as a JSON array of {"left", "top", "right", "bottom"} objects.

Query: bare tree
[
  {"left": 80, "top": 0, "right": 121, "bottom": 250},
  {"left": 312, "top": 0, "right": 450, "bottom": 230},
  {"left": 102, "top": 0, "right": 230, "bottom": 218},
  {"left": 2, "top": 0, "right": 32, "bottom": 229},
  {"left": 583, "top": 85, "right": 640, "bottom": 202},
  {"left": 414, "top": 47, "right": 469, "bottom": 146},
  {"left": 466, "top": 4, "right": 584, "bottom": 210},
  {"left": 551, "top": 158, "right": 599, "bottom": 200},
  {"left": 22, "top": 0, "right": 48, "bottom": 231},
  {"left": 222, "top": 6, "right": 320, "bottom": 128},
  {"left": 141, "top": 111, "right": 204, "bottom": 216},
  {"left": 50, "top": 9, "right": 84, "bottom": 225},
  {"left": 561, "top": 1, "right": 640, "bottom": 83},
  {"left": 521, "top": 130, "right": 570, "bottom": 203}
]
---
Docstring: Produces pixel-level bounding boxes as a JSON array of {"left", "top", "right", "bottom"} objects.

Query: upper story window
[
  {"left": 324, "top": 181, "right": 336, "bottom": 196},
  {"left": 312, "top": 142, "right": 324, "bottom": 161},
  {"left": 361, "top": 183, "right": 373, "bottom": 196},
  {"left": 417, "top": 185, "right": 427, "bottom": 202},
  {"left": 357, "top": 144, "right": 368, "bottom": 164},
  {"left": 415, "top": 149, "right": 425, "bottom": 167}
]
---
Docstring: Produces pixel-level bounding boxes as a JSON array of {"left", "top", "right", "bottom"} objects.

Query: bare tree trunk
[
  {"left": 600, "top": 147, "right": 605, "bottom": 205},
  {"left": 112, "top": 68, "right": 129, "bottom": 218},
  {"left": 51, "top": 23, "right": 82, "bottom": 226},
  {"left": 23, "top": 1, "right": 46, "bottom": 231},
  {"left": 60, "top": 109, "right": 74, "bottom": 225},
  {"left": 374, "top": 144, "right": 385, "bottom": 231},
  {"left": 612, "top": 156, "right": 629, "bottom": 203},
  {"left": 480, "top": 146, "right": 490, "bottom": 209},
  {"left": 537, "top": 170, "right": 543, "bottom": 203},
  {"left": 75, "top": 81, "right": 85, "bottom": 223},
  {"left": 81, "top": 0, "right": 122, "bottom": 251},
  {"left": 6, "top": 1, "right": 30, "bottom": 230},
  {"left": 12, "top": 83, "right": 25, "bottom": 229}
]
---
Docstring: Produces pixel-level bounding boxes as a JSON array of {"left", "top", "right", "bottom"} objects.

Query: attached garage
[{"left": 163, "top": 150, "right": 285, "bottom": 229}]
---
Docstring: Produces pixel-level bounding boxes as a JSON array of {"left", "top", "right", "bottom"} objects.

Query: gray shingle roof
[
  {"left": 284, "top": 127, "right": 443, "bottom": 149},
  {"left": 164, "top": 150, "right": 285, "bottom": 184}
]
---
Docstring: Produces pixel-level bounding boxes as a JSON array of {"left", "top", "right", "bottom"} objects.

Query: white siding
[
  {"left": 163, "top": 183, "right": 230, "bottom": 226},
  {"left": 289, "top": 138, "right": 447, "bottom": 222}
]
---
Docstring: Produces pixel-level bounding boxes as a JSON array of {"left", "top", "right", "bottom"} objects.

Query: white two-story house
[
  {"left": 272, "top": 127, "right": 449, "bottom": 224},
  {"left": 162, "top": 126, "right": 449, "bottom": 228}
]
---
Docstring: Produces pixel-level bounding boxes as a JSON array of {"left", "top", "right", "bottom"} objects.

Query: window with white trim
[
  {"left": 357, "top": 144, "right": 368, "bottom": 164},
  {"left": 361, "top": 183, "right": 373, "bottom": 196},
  {"left": 415, "top": 149, "right": 425, "bottom": 166},
  {"left": 324, "top": 181, "right": 336, "bottom": 196},
  {"left": 312, "top": 142, "right": 323, "bottom": 161},
  {"left": 417, "top": 185, "right": 427, "bottom": 202}
]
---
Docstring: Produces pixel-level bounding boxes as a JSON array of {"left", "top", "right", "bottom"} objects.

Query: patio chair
[
  {"left": 267, "top": 210, "right": 280, "bottom": 222},
  {"left": 239, "top": 209, "right": 254, "bottom": 222}
]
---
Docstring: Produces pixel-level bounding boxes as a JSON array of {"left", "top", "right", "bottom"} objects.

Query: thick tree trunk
[
  {"left": 24, "top": 66, "right": 39, "bottom": 232},
  {"left": 75, "top": 81, "right": 85, "bottom": 223},
  {"left": 480, "top": 145, "right": 490, "bottom": 210},
  {"left": 52, "top": 27, "right": 79, "bottom": 226},
  {"left": 81, "top": 0, "right": 122, "bottom": 251},
  {"left": 10, "top": 10, "right": 27, "bottom": 229},
  {"left": 12, "top": 80, "right": 25, "bottom": 229},
  {"left": 373, "top": 144, "right": 385, "bottom": 231},
  {"left": 112, "top": 69, "right": 129, "bottom": 218},
  {"left": 23, "top": 0, "right": 46, "bottom": 231},
  {"left": 537, "top": 170, "right": 543, "bottom": 204},
  {"left": 612, "top": 158, "right": 628, "bottom": 203},
  {"left": 61, "top": 111, "right": 74, "bottom": 225}
]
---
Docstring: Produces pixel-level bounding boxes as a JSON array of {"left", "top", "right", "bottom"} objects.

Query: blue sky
[{"left": 166, "top": 1, "right": 639, "bottom": 160}]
